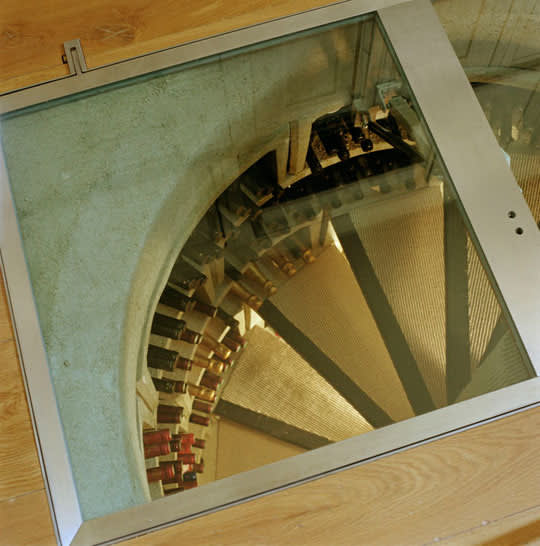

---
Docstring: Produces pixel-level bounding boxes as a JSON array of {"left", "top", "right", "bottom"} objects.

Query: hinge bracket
[{"left": 62, "top": 39, "right": 88, "bottom": 76}]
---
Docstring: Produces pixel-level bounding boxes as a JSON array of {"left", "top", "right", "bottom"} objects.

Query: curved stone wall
[{"left": 1, "top": 20, "right": 361, "bottom": 519}]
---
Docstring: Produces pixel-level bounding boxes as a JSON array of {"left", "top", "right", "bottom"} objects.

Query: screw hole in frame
[
  {"left": 516, "top": 227, "right": 524, "bottom": 235},
  {"left": 508, "top": 211, "right": 516, "bottom": 219}
]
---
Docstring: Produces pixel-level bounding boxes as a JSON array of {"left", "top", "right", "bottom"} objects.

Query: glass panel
[
  {"left": 434, "top": 0, "right": 540, "bottom": 226},
  {"left": 0, "top": 11, "right": 533, "bottom": 519}
]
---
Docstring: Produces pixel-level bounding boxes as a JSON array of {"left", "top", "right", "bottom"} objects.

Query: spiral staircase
[{"left": 139, "top": 83, "right": 538, "bottom": 497}]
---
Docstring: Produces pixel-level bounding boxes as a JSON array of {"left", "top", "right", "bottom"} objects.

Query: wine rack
[{"left": 139, "top": 99, "right": 423, "bottom": 498}]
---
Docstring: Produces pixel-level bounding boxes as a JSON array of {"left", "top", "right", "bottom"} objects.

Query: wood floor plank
[
  {"left": 0, "top": 490, "right": 56, "bottom": 546},
  {"left": 124, "top": 407, "right": 540, "bottom": 546},
  {"left": 0, "top": 0, "right": 334, "bottom": 93},
  {"left": 441, "top": 506, "right": 540, "bottom": 545},
  {"left": 0, "top": 280, "right": 14, "bottom": 342},
  {"left": 0, "top": 340, "right": 44, "bottom": 501}
]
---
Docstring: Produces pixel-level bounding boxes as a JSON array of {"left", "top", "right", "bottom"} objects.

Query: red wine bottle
[
  {"left": 147, "top": 463, "right": 175, "bottom": 483},
  {"left": 143, "top": 429, "right": 171, "bottom": 446},
  {"left": 189, "top": 413, "right": 210, "bottom": 427},
  {"left": 144, "top": 443, "right": 171, "bottom": 459},
  {"left": 157, "top": 404, "right": 183, "bottom": 423}
]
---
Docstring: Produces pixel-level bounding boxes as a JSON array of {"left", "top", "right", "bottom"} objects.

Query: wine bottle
[
  {"left": 159, "top": 462, "right": 178, "bottom": 482},
  {"left": 309, "top": 130, "right": 328, "bottom": 166},
  {"left": 147, "top": 463, "right": 175, "bottom": 483},
  {"left": 169, "top": 257, "right": 207, "bottom": 291},
  {"left": 147, "top": 345, "right": 178, "bottom": 372},
  {"left": 191, "top": 356, "right": 225, "bottom": 374},
  {"left": 160, "top": 289, "right": 216, "bottom": 319},
  {"left": 199, "top": 335, "right": 231, "bottom": 360},
  {"left": 151, "top": 314, "right": 184, "bottom": 340},
  {"left": 187, "top": 384, "right": 216, "bottom": 402},
  {"left": 176, "top": 453, "right": 196, "bottom": 465},
  {"left": 176, "top": 324, "right": 201, "bottom": 345},
  {"left": 143, "top": 429, "right": 171, "bottom": 446},
  {"left": 229, "top": 282, "right": 263, "bottom": 310},
  {"left": 172, "top": 432, "right": 194, "bottom": 445},
  {"left": 243, "top": 263, "right": 277, "bottom": 296},
  {"left": 266, "top": 249, "right": 296, "bottom": 277},
  {"left": 318, "top": 124, "right": 350, "bottom": 161},
  {"left": 151, "top": 377, "right": 176, "bottom": 394},
  {"left": 284, "top": 235, "right": 315, "bottom": 264},
  {"left": 216, "top": 307, "right": 240, "bottom": 329},
  {"left": 192, "top": 400, "right": 213, "bottom": 414},
  {"left": 193, "top": 459, "right": 204, "bottom": 473},
  {"left": 193, "top": 438, "right": 205, "bottom": 449},
  {"left": 190, "top": 413, "right": 210, "bottom": 427},
  {"left": 144, "top": 442, "right": 171, "bottom": 459},
  {"left": 161, "top": 474, "right": 180, "bottom": 486},
  {"left": 177, "top": 357, "right": 194, "bottom": 371},
  {"left": 207, "top": 351, "right": 232, "bottom": 369},
  {"left": 183, "top": 471, "right": 197, "bottom": 483},
  {"left": 159, "top": 286, "right": 195, "bottom": 312},
  {"left": 224, "top": 328, "right": 247, "bottom": 350},
  {"left": 151, "top": 314, "right": 202, "bottom": 344},
  {"left": 221, "top": 334, "right": 243, "bottom": 353},
  {"left": 200, "top": 371, "right": 223, "bottom": 390},
  {"left": 192, "top": 299, "right": 217, "bottom": 318},
  {"left": 157, "top": 404, "right": 183, "bottom": 424},
  {"left": 152, "top": 377, "right": 188, "bottom": 394}
]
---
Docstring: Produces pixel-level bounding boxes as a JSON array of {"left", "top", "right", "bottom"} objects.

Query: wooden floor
[
  {"left": 0, "top": 0, "right": 334, "bottom": 94},
  {"left": 1, "top": 0, "right": 540, "bottom": 544}
]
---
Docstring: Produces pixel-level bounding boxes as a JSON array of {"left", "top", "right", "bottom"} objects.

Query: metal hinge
[{"left": 62, "top": 39, "right": 88, "bottom": 75}]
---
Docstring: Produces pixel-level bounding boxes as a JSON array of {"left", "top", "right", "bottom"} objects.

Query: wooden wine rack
[{"left": 138, "top": 100, "right": 422, "bottom": 498}]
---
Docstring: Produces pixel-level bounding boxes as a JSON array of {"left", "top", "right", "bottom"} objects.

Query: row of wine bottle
[
  {"left": 144, "top": 269, "right": 244, "bottom": 496},
  {"left": 143, "top": 430, "right": 204, "bottom": 457},
  {"left": 178, "top": 107, "right": 416, "bottom": 267}
]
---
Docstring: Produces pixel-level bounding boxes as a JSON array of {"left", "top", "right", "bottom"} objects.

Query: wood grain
[
  {"left": 0, "top": 490, "right": 56, "bottom": 546},
  {"left": 0, "top": 339, "right": 44, "bottom": 501},
  {"left": 0, "top": 0, "right": 334, "bottom": 94},
  {"left": 125, "top": 407, "right": 540, "bottom": 546}
]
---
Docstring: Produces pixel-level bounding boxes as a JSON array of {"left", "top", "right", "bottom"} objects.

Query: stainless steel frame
[{"left": 1, "top": 0, "right": 539, "bottom": 544}]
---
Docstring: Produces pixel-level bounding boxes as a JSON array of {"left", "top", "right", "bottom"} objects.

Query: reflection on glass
[
  {"left": 433, "top": 0, "right": 540, "bottom": 227},
  {"left": 0, "top": 12, "right": 534, "bottom": 513},
  {"left": 473, "top": 83, "right": 540, "bottom": 227}
]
